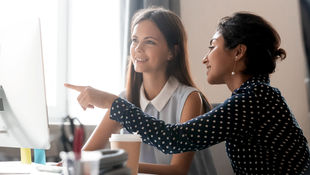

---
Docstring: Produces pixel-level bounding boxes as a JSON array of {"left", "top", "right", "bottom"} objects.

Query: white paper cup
[{"left": 109, "top": 134, "right": 142, "bottom": 175}]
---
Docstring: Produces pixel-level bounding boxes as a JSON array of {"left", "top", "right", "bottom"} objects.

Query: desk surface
[
  {"left": 0, "top": 161, "right": 34, "bottom": 174},
  {"left": 0, "top": 161, "right": 62, "bottom": 174},
  {"left": 0, "top": 161, "right": 154, "bottom": 175}
]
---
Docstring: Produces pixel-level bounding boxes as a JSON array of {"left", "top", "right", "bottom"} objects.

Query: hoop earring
[{"left": 231, "top": 59, "right": 237, "bottom": 75}]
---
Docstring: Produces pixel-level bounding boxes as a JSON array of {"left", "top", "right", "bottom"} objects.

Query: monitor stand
[{"left": 0, "top": 86, "right": 8, "bottom": 134}]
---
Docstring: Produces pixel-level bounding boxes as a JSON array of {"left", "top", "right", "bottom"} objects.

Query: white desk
[
  {"left": 0, "top": 161, "right": 62, "bottom": 174},
  {"left": 0, "top": 161, "right": 156, "bottom": 175}
]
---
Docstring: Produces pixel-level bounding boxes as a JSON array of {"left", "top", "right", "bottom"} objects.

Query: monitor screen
[{"left": 0, "top": 18, "right": 50, "bottom": 149}]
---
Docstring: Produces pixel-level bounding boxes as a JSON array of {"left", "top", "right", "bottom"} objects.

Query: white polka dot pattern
[{"left": 110, "top": 75, "right": 310, "bottom": 174}]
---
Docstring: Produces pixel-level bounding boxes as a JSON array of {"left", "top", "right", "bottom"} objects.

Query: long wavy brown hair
[{"left": 126, "top": 7, "right": 211, "bottom": 111}]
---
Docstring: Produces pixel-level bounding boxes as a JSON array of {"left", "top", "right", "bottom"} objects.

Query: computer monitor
[{"left": 0, "top": 18, "right": 50, "bottom": 149}]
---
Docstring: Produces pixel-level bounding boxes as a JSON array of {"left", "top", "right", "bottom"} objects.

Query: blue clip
[{"left": 34, "top": 149, "right": 46, "bottom": 164}]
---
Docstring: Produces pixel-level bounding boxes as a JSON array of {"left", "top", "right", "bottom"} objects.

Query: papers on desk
[
  {"left": 0, "top": 161, "right": 33, "bottom": 174},
  {"left": 0, "top": 161, "right": 63, "bottom": 174}
]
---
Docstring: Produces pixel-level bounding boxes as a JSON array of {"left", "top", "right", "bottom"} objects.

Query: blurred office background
[{"left": 0, "top": 0, "right": 310, "bottom": 174}]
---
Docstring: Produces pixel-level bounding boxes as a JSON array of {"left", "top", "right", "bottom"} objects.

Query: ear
[
  {"left": 167, "top": 51, "right": 173, "bottom": 61},
  {"left": 168, "top": 44, "right": 179, "bottom": 61},
  {"left": 234, "top": 44, "right": 247, "bottom": 61}
]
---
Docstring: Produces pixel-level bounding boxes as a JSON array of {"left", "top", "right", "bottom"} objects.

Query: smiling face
[
  {"left": 130, "top": 20, "right": 172, "bottom": 75},
  {"left": 202, "top": 31, "right": 236, "bottom": 84}
]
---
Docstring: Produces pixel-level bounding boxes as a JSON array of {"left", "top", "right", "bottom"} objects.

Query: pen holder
[{"left": 60, "top": 151, "right": 82, "bottom": 175}]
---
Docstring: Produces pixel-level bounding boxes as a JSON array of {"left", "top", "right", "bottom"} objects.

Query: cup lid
[{"left": 109, "top": 133, "right": 142, "bottom": 142}]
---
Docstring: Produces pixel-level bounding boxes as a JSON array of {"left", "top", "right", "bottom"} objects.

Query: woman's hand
[{"left": 64, "top": 83, "right": 118, "bottom": 110}]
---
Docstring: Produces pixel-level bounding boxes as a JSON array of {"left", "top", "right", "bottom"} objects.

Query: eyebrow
[
  {"left": 132, "top": 35, "right": 159, "bottom": 41},
  {"left": 144, "top": 36, "right": 159, "bottom": 41}
]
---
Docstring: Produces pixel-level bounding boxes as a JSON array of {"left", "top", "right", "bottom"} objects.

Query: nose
[
  {"left": 202, "top": 53, "right": 208, "bottom": 65},
  {"left": 135, "top": 42, "right": 143, "bottom": 53}
]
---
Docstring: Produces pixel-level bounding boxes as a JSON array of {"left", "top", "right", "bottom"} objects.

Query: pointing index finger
[{"left": 64, "top": 83, "right": 86, "bottom": 92}]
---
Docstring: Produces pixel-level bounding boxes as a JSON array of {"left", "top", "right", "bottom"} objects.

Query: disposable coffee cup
[{"left": 109, "top": 133, "right": 142, "bottom": 175}]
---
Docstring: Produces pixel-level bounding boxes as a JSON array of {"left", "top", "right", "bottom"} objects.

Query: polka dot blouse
[{"left": 110, "top": 74, "right": 310, "bottom": 174}]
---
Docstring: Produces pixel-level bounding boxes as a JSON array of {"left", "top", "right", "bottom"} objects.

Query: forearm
[
  {"left": 139, "top": 163, "right": 187, "bottom": 175},
  {"left": 82, "top": 110, "right": 122, "bottom": 151}
]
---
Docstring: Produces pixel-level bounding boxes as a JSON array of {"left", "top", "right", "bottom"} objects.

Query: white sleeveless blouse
[{"left": 120, "top": 76, "right": 217, "bottom": 175}]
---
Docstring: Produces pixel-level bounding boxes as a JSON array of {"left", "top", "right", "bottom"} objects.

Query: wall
[{"left": 180, "top": 0, "right": 310, "bottom": 174}]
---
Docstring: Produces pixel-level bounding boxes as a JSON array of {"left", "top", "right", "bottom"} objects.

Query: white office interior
[{"left": 0, "top": 0, "right": 309, "bottom": 174}]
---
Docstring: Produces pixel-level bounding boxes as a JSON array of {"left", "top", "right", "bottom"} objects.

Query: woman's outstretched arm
[{"left": 110, "top": 92, "right": 254, "bottom": 154}]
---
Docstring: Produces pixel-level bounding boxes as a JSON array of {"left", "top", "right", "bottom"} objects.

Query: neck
[
  {"left": 226, "top": 74, "right": 252, "bottom": 92},
  {"left": 142, "top": 73, "right": 168, "bottom": 100}
]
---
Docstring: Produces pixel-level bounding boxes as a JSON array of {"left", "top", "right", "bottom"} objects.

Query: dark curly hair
[{"left": 217, "top": 12, "right": 286, "bottom": 75}]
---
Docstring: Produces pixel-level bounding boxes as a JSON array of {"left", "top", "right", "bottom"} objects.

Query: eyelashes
[
  {"left": 208, "top": 46, "right": 215, "bottom": 50},
  {"left": 145, "top": 40, "right": 156, "bottom": 45}
]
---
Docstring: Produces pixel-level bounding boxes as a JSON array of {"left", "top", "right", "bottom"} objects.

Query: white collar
[{"left": 140, "top": 76, "right": 179, "bottom": 112}]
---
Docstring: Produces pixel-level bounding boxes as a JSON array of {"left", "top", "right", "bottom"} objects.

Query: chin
[
  {"left": 134, "top": 69, "right": 142, "bottom": 73},
  {"left": 207, "top": 78, "right": 215, "bottom": 84},
  {"left": 207, "top": 75, "right": 214, "bottom": 83},
  {"left": 207, "top": 80, "right": 216, "bottom": 85},
  {"left": 133, "top": 66, "right": 143, "bottom": 73},
  {"left": 207, "top": 77, "right": 221, "bottom": 85}
]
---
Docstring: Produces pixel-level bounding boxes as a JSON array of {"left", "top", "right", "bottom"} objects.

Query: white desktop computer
[
  {"left": 0, "top": 17, "right": 128, "bottom": 175},
  {"left": 0, "top": 17, "right": 50, "bottom": 149},
  {"left": 0, "top": 18, "right": 51, "bottom": 172}
]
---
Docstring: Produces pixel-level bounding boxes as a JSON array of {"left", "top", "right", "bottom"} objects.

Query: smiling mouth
[{"left": 134, "top": 58, "right": 148, "bottom": 63}]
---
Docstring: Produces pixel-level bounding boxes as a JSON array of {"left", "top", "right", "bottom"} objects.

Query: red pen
[{"left": 73, "top": 126, "right": 84, "bottom": 160}]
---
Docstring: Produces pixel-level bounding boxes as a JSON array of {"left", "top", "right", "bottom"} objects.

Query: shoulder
[
  {"left": 180, "top": 90, "right": 204, "bottom": 122},
  {"left": 185, "top": 91, "right": 202, "bottom": 105},
  {"left": 170, "top": 84, "right": 201, "bottom": 110},
  {"left": 118, "top": 89, "right": 127, "bottom": 99},
  {"left": 237, "top": 80, "right": 281, "bottom": 98},
  {"left": 174, "top": 84, "right": 197, "bottom": 98},
  {"left": 176, "top": 84, "right": 211, "bottom": 112},
  {"left": 254, "top": 82, "right": 282, "bottom": 101},
  {"left": 229, "top": 81, "right": 285, "bottom": 112}
]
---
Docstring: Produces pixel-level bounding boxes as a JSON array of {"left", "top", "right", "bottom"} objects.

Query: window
[
  {"left": 67, "top": 0, "right": 122, "bottom": 124},
  {"left": 0, "top": 0, "right": 123, "bottom": 125}
]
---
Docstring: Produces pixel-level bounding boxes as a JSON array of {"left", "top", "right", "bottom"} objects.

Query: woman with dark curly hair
[{"left": 66, "top": 12, "right": 310, "bottom": 174}]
